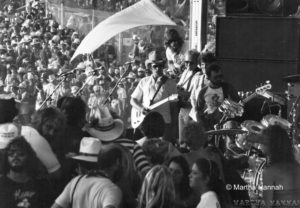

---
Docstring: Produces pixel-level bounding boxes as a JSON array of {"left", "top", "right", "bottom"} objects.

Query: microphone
[{"left": 58, "top": 69, "right": 76, "bottom": 77}]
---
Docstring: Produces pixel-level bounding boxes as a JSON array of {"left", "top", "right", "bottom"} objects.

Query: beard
[{"left": 9, "top": 163, "right": 25, "bottom": 173}]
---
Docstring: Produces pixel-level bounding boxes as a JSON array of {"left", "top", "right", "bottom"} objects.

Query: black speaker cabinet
[
  {"left": 216, "top": 17, "right": 300, "bottom": 61},
  {"left": 226, "top": 0, "right": 300, "bottom": 16},
  {"left": 216, "top": 16, "right": 300, "bottom": 92}
]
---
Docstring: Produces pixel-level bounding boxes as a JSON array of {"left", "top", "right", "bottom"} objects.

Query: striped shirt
[{"left": 113, "top": 138, "right": 151, "bottom": 176}]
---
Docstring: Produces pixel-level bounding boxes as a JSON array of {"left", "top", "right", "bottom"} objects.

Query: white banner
[{"left": 71, "top": 0, "right": 176, "bottom": 61}]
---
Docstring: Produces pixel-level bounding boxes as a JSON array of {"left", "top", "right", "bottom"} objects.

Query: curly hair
[
  {"left": 182, "top": 122, "right": 207, "bottom": 150},
  {"left": 262, "top": 125, "right": 296, "bottom": 164},
  {"left": 138, "top": 165, "right": 175, "bottom": 208},
  {"left": 3, "top": 136, "right": 41, "bottom": 178}
]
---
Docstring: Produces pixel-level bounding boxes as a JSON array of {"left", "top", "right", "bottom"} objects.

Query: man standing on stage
[
  {"left": 130, "top": 50, "right": 177, "bottom": 143},
  {"left": 196, "top": 63, "right": 240, "bottom": 130},
  {"left": 177, "top": 50, "right": 202, "bottom": 144}
]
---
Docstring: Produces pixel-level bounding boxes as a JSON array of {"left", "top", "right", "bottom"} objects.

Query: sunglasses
[
  {"left": 7, "top": 150, "right": 26, "bottom": 157},
  {"left": 152, "top": 64, "right": 163, "bottom": 68}
]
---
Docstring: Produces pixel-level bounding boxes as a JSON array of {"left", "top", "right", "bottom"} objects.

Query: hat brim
[
  {"left": 86, "top": 119, "right": 124, "bottom": 142},
  {"left": 145, "top": 60, "right": 164, "bottom": 66},
  {"left": 71, "top": 155, "right": 97, "bottom": 163}
]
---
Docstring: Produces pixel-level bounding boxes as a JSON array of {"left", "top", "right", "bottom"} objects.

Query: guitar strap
[
  {"left": 186, "top": 71, "right": 196, "bottom": 92},
  {"left": 150, "top": 75, "right": 168, "bottom": 105},
  {"left": 178, "top": 70, "right": 197, "bottom": 91}
]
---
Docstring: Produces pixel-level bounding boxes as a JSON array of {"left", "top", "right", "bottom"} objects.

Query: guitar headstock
[{"left": 255, "top": 82, "right": 272, "bottom": 96}]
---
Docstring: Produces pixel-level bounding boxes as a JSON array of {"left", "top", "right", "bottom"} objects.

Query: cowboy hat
[
  {"left": 145, "top": 50, "right": 164, "bottom": 66},
  {"left": 86, "top": 106, "right": 124, "bottom": 142},
  {"left": 71, "top": 137, "right": 102, "bottom": 163}
]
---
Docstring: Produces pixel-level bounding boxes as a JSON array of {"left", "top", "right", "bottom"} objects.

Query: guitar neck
[
  {"left": 148, "top": 97, "right": 171, "bottom": 110},
  {"left": 240, "top": 92, "right": 258, "bottom": 105}
]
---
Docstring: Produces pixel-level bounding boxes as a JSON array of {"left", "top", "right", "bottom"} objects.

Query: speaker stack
[{"left": 226, "top": 0, "right": 300, "bottom": 17}]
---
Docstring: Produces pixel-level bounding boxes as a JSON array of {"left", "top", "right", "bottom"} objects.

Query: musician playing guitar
[
  {"left": 195, "top": 63, "right": 240, "bottom": 130},
  {"left": 177, "top": 50, "right": 202, "bottom": 144},
  {"left": 130, "top": 50, "right": 177, "bottom": 142}
]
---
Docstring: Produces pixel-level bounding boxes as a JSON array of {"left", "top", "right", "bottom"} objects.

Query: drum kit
[
  {"left": 203, "top": 75, "right": 300, "bottom": 200},
  {"left": 206, "top": 114, "right": 292, "bottom": 199},
  {"left": 205, "top": 92, "right": 294, "bottom": 200}
]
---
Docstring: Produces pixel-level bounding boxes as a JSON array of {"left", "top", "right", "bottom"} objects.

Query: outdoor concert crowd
[{"left": 0, "top": 0, "right": 300, "bottom": 208}]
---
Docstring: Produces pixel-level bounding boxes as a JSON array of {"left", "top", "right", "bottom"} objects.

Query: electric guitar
[{"left": 131, "top": 94, "right": 178, "bottom": 129}]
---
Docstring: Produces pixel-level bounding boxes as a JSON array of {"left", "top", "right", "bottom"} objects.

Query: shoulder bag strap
[{"left": 70, "top": 175, "right": 85, "bottom": 208}]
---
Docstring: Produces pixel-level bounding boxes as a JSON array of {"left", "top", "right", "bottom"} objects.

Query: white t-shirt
[
  {"left": 204, "top": 87, "right": 224, "bottom": 114},
  {"left": 131, "top": 75, "right": 177, "bottom": 123},
  {"left": 197, "top": 191, "right": 221, "bottom": 208},
  {"left": 55, "top": 175, "right": 122, "bottom": 208},
  {"left": 166, "top": 47, "right": 185, "bottom": 70},
  {"left": 21, "top": 126, "right": 61, "bottom": 173}
]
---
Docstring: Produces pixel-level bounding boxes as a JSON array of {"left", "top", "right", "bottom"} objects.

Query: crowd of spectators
[{"left": 1, "top": 1, "right": 299, "bottom": 208}]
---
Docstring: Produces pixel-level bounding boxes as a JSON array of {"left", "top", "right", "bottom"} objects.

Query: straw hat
[
  {"left": 145, "top": 50, "right": 164, "bottom": 66},
  {"left": 71, "top": 137, "right": 102, "bottom": 163},
  {"left": 86, "top": 106, "right": 124, "bottom": 142}
]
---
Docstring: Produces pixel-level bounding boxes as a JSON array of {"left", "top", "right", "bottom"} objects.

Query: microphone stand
[
  {"left": 38, "top": 75, "right": 68, "bottom": 110},
  {"left": 75, "top": 73, "right": 96, "bottom": 96},
  {"left": 103, "top": 63, "right": 131, "bottom": 105}
]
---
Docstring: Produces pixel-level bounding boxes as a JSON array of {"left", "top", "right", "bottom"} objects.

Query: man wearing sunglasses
[
  {"left": 0, "top": 136, "right": 53, "bottom": 208},
  {"left": 177, "top": 50, "right": 202, "bottom": 145},
  {"left": 131, "top": 50, "right": 177, "bottom": 143},
  {"left": 195, "top": 63, "right": 240, "bottom": 130}
]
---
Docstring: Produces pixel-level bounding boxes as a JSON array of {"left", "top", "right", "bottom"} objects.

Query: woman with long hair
[
  {"left": 166, "top": 156, "right": 198, "bottom": 208},
  {"left": 189, "top": 158, "right": 231, "bottom": 208},
  {"left": 261, "top": 125, "right": 300, "bottom": 208},
  {"left": 137, "top": 165, "right": 175, "bottom": 208}
]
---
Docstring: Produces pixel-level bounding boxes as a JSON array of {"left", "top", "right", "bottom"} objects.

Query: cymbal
[
  {"left": 205, "top": 129, "right": 247, "bottom": 136},
  {"left": 283, "top": 74, "right": 300, "bottom": 83},
  {"left": 261, "top": 114, "right": 291, "bottom": 129}
]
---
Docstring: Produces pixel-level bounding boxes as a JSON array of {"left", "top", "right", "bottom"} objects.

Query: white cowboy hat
[
  {"left": 86, "top": 106, "right": 124, "bottom": 142},
  {"left": 71, "top": 137, "right": 102, "bottom": 163}
]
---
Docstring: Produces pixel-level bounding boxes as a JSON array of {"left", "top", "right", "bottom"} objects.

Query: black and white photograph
[{"left": 0, "top": 0, "right": 300, "bottom": 207}]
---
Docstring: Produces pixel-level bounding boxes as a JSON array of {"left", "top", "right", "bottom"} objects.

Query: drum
[
  {"left": 261, "top": 114, "right": 291, "bottom": 130},
  {"left": 241, "top": 120, "right": 265, "bottom": 134},
  {"left": 242, "top": 157, "right": 266, "bottom": 199},
  {"left": 252, "top": 158, "right": 266, "bottom": 199}
]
